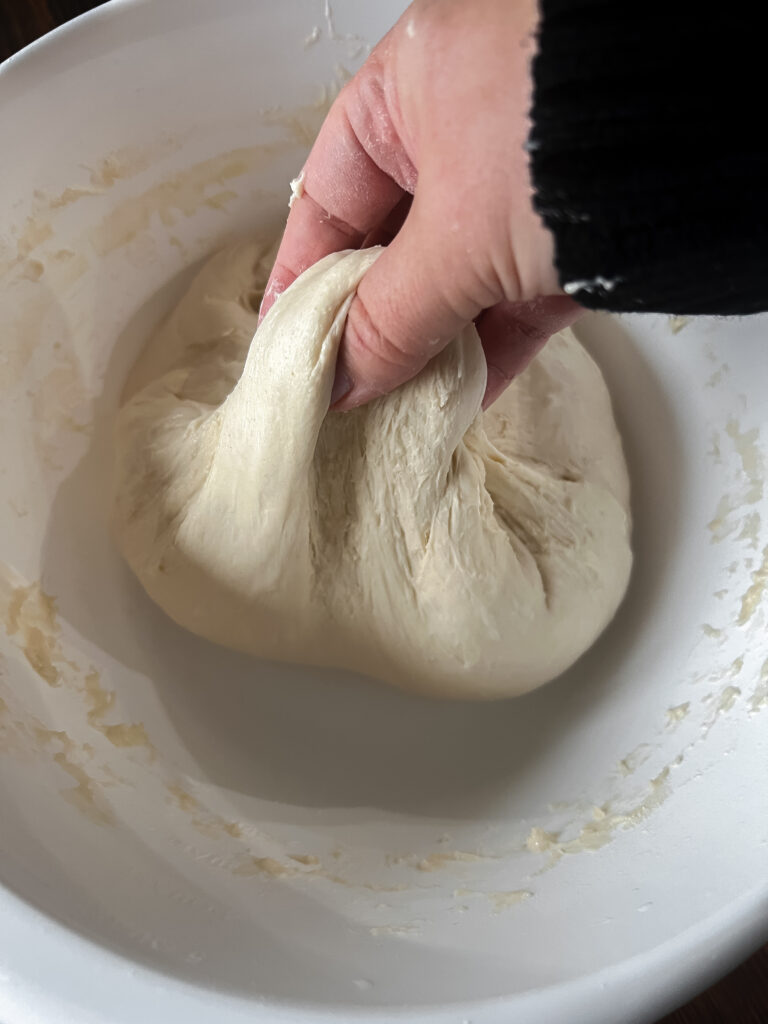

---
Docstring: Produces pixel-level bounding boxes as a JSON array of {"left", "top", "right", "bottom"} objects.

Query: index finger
[{"left": 259, "top": 68, "right": 413, "bottom": 320}]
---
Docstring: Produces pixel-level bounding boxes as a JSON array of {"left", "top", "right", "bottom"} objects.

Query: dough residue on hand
[{"left": 113, "top": 241, "right": 632, "bottom": 699}]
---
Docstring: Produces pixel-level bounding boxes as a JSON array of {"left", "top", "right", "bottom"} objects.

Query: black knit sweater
[{"left": 529, "top": 0, "right": 768, "bottom": 315}]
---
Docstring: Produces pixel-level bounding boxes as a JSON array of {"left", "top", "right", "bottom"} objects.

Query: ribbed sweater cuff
[{"left": 529, "top": 0, "right": 768, "bottom": 315}]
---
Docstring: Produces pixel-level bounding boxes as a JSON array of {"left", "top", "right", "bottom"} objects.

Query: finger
[
  {"left": 361, "top": 194, "right": 413, "bottom": 249},
  {"left": 477, "top": 295, "right": 583, "bottom": 409},
  {"left": 259, "top": 73, "right": 414, "bottom": 321},
  {"left": 331, "top": 200, "right": 487, "bottom": 409}
]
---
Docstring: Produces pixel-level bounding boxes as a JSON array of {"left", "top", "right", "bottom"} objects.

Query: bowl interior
[{"left": 1, "top": 2, "right": 767, "bottom": 1021}]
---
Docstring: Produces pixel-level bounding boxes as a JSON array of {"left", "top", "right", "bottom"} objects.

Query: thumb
[{"left": 330, "top": 201, "right": 486, "bottom": 410}]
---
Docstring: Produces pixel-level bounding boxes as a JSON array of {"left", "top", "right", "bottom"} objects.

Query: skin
[{"left": 260, "top": 0, "right": 581, "bottom": 410}]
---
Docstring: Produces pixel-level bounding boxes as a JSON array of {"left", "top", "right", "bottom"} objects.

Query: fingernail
[
  {"left": 330, "top": 366, "right": 353, "bottom": 407},
  {"left": 258, "top": 278, "right": 284, "bottom": 324}
]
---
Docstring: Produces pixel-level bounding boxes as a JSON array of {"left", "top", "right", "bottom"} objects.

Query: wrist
[{"left": 510, "top": 0, "right": 563, "bottom": 300}]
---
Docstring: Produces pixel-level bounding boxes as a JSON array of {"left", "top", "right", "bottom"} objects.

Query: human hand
[{"left": 260, "top": 0, "right": 581, "bottom": 410}]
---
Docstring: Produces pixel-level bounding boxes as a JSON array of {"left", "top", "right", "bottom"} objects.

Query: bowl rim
[{"left": 2, "top": 869, "right": 766, "bottom": 1024}]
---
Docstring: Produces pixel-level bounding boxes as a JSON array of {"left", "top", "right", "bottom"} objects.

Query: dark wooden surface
[{"left": 1, "top": 2, "right": 766, "bottom": 1022}]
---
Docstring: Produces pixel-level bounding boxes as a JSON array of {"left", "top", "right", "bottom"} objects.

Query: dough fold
[{"left": 113, "top": 241, "right": 632, "bottom": 699}]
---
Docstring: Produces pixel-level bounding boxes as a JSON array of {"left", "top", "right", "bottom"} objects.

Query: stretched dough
[{"left": 113, "top": 241, "right": 632, "bottom": 699}]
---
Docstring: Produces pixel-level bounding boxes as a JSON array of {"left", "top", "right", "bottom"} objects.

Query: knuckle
[
  {"left": 511, "top": 315, "right": 550, "bottom": 346},
  {"left": 299, "top": 189, "right": 364, "bottom": 244},
  {"left": 347, "top": 294, "right": 424, "bottom": 382},
  {"left": 345, "top": 65, "right": 417, "bottom": 193}
]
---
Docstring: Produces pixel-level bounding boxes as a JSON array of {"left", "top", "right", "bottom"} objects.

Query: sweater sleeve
[{"left": 529, "top": 0, "right": 768, "bottom": 315}]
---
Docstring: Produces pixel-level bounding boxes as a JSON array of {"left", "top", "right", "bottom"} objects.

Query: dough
[{"left": 113, "top": 240, "right": 632, "bottom": 699}]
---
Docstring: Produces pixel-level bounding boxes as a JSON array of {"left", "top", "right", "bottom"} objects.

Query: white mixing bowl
[{"left": 1, "top": 2, "right": 766, "bottom": 1022}]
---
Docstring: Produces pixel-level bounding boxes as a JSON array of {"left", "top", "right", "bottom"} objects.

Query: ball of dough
[{"left": 113, "top": 241, "right": 632, "bottom": 699}]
